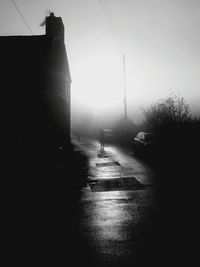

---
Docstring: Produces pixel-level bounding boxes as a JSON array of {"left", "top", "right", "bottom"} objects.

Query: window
[{"left": 140, "top": 134, "right": 145, "bottom": 141}]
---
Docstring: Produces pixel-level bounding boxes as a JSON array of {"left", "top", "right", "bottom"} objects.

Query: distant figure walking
[{"left": 99, "top": 129, "right": 105, "bottom": 153}]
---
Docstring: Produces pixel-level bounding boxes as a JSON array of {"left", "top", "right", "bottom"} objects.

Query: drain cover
[
  {"left": 96, "top": 161, "right": 121, "bottom": 167},
  {"left": 88, "top": 177, "right": 145, "bottom": 192},
  {"left": 97, "top": 153, "right": 109, "bottom": 158}
]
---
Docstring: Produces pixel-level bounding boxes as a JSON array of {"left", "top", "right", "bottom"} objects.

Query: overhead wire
[
  {"left": 98, "top": 0, "right": 123, "bottom": 55},
  {"left": 98, "top": 0, "right": 118, "bottom": 41},
  {"left": 102, "top": 0, "right": 113, "bottom": 24},
  {"left": 11, "top": 0, "right": 33, "bottom": 34},
  {"left": 98, "top": 0, "right": 111, "bottom": 25}
]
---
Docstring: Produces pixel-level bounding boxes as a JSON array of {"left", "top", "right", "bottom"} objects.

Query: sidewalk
[
  {"left": 5, "top": 137, "right": 159, "bottom": 266},
  {"left": 70, "top": 137, "right": 157, "bottom": 267},
  {"left": 72, "top": 137, "right": 200, "bottom": 266}
]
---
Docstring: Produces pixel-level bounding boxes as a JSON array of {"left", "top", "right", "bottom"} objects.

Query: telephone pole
[{"left": 123, "top": 54, "right": 128, "bottom": 127}]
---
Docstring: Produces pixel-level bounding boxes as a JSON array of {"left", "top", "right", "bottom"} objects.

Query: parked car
[{"left": 133, "top": 132, "right": 157, "bottom": 156}]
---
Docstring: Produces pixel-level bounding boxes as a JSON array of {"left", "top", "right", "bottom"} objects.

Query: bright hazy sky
[{"left": 0, "top": 0, "right": 199, "bottom": 123}]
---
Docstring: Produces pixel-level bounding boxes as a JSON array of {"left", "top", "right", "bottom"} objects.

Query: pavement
[
  {"left": 68, "top": 137, "right": 199, "bottom": 266},
  {"left": 4, "top": 136, "right": 199, "bottom": 266},
  {"left": 69, "top": 137, "right": 157, "bottom": 267}
]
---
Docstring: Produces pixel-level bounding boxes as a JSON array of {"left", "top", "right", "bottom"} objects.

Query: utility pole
[{"left": 123, "top": 54, "right": 128, "bottom": 127}]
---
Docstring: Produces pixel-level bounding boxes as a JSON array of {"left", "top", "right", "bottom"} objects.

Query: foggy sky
[{"left": 0, "top": 0, "right": 199, "bottom": 124}]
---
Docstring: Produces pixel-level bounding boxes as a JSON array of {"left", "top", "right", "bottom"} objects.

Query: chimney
[{"left": 45, "top": 12, "right": 64, "bottom": 43}]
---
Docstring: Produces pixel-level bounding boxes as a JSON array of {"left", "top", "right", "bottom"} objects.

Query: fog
[{"left": 1, "top": 0, "right": 199, "bottom": 134}]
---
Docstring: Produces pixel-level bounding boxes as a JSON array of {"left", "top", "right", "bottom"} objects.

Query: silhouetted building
[{"left": 0, "top": 13, "right": 71, "bottom": 169}]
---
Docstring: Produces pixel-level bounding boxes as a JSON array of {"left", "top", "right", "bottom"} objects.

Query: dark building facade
[
  {"left": 1, "top": 14, "right": 76, "bottom": 263},
  {"left": 1, "top": 13, "right": 71, "bottom": 169}
]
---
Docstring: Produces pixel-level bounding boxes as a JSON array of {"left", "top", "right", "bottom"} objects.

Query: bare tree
[{"left": 141, "top": 91, "right": 191, "bottom": 132}]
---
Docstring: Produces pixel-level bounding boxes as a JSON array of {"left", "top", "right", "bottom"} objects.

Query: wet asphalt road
[
  {"left": 5, "top": 136, "right": 199, "bottom": 266},
  {"left": 72, "top": 138, "right": 157, "bottom": 267}
]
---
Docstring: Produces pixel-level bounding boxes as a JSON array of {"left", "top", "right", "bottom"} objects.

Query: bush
[
  {"left": 140, "top": 92, "right": 200, "bottom": 170},
  {"left": 142, "top": 92, "right": 191, "bottom": 133}
]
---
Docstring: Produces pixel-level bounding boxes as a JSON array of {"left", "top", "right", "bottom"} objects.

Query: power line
[
  {"left": 98, "top": 0, "right": 111, "bottom": 25},
  {"left": 11, "top": 0, "right": 33, "bottom": 34},
  {"left": 98, "top": 0, "right": 120, "bottom": 51},
  {"left": 102, "top": 0, "right": 112, "bottom": 23}
]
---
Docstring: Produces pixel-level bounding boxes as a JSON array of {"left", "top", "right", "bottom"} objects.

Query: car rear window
[
  {"left": 145, "top": 134, "right": 156, "bottom": 141},
  {"left": 136, "top": 132, "right": 143, "bottom": 139}
]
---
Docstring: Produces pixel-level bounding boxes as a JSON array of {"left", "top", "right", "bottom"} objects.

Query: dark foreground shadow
[
  {"left": 2, "top": 141, "right": 92, "bottom": 265},
  {"left": 3, "top": 122, "right": 200, "bottom": 266},
  {"left": 133, "top": 122, "right": 200, "bottom": 266}
]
